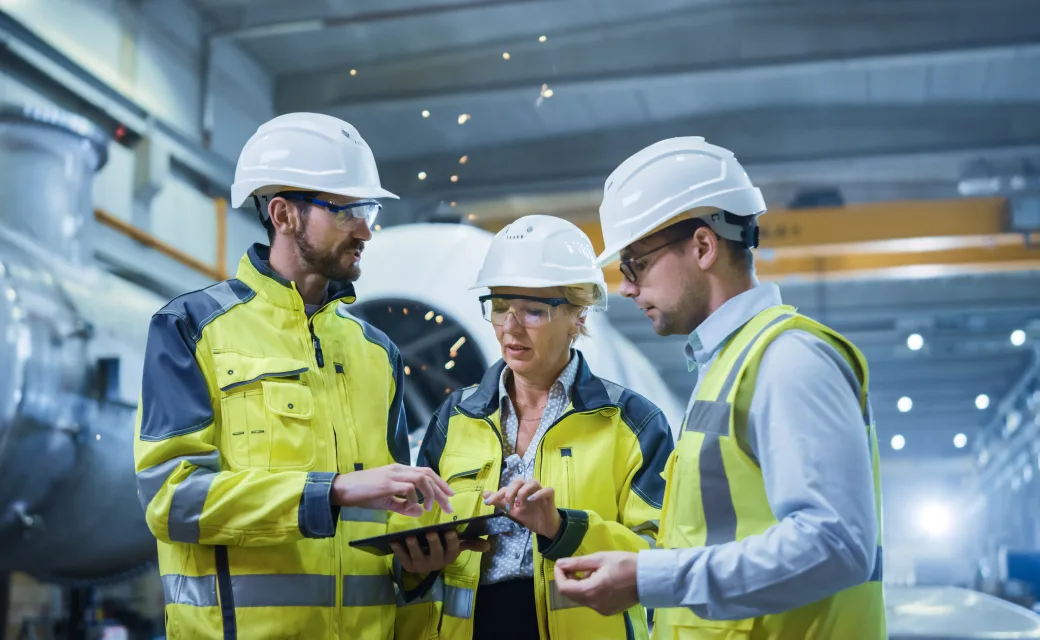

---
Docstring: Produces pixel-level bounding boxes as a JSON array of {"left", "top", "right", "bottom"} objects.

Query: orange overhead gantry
[{"left": 478, "top": 197, "right": 1040, "bottom": 291}]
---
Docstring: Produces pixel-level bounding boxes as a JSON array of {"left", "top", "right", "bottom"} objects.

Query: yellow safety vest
[
  {"left": 393, "top": 352, "right": 674, "bottom": 640},
  {"left": 653, "top": 305, "right": 886, "bottom": 640},
  {"left": 134, "top": 244, "right": 409, "bottom": 640}
]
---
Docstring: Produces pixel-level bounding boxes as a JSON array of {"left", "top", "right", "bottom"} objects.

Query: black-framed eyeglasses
[
  {"left": 278, "top": 192, "right": 382, "bottom": 229},
  {"left": 619, "top": 236, "right": 687, "bottom": 284},
  {"left": 478, "top": 294, "right": 571, "bottom": 327}
]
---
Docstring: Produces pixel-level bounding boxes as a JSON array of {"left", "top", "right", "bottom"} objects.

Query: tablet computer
[{"left": 349, "top": 512, "right": 513, "bottom": 557}]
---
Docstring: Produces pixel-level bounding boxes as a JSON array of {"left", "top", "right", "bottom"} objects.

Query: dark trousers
[{"left": 472, "top": 578, "right": 541, "bottom": 640}]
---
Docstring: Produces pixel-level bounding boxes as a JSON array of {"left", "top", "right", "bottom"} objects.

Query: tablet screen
[{"left": 348, "top": 512, "right": 513, "bottom": 556}]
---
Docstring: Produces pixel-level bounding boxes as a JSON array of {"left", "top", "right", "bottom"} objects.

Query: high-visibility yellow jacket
[
  {"left": 393, "top": 352, "right": 674, "bottom": 640},
  {"left": 654, "top": 305, "right": 886, "bottom": 640},
  {"left": 133, "top": 244, "right": 410, "bottom": 640}
]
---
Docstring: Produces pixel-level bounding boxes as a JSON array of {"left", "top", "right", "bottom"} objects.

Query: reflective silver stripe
[
  {"left": 137, "top": 451, "right": 220, "bottom": 513},
  {"left": 639, "top": 534, "right": 657, "bottom": 548},
  {"left": 167, "top": 467, "right": 218, "bottom": 543},
  {"left": 162, "top": 574, "right": 218, "bottom": 607},
  {"left": 205, "top": 281, "right": 244, "bottom": 315},
  {"left": 230, "top": 574, "right": 335, "bottom": 607},
  {"left": 444, "top": 584, "right": 475, "bottom": 619},
  {"left": 716, "top": 314, "right": 794, "bottom": 401},
  {"left": 699, "top": 432, "right": 738, "bottom": 546},
  {"left": 397, "top": 577, "right": 445, "bottom": 607},
  {"left": 683, "top": 401, "right": 730, "bottom": 435},
  {"left": 698, "top": 313, "right": 794, "bottom": 546},
  {"left": 547, "top": 580, "right": 582, "bottom": 611},
  {"left": 343, "top": 575, "right": 396, "bottom": 607},
  {"left": 603, "top": 380, "right": 625, "bottom": 405},
  {"left": 340, "top": 507, "right": 388, "bottom": 524}
]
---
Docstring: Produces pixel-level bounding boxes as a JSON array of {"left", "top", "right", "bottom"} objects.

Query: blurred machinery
[
  {"left": 886, "top": 585, "right": 1040, "bottom": 640},
  {"left": 0, "top": 104, "right": 165, "bottom": 587}
]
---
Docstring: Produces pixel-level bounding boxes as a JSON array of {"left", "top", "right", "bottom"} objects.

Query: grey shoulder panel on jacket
[{"left": 155, "top": 279, "right": 256, "bottom": 344}]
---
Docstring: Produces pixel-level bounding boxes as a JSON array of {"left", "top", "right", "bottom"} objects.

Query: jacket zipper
[
  {"left": 446, "top": 467, "right": 484, "bottom": 482},
  {"left": 294, "top": 286, "right": 339, "bottom": 637},
  {"left": 455, "top": 403, "right": 606, "bottom": 637},
  {"left": 533, "top": 407, "right": 602, "bottom": 640}
]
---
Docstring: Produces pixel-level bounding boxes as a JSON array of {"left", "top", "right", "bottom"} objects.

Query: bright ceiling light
[
  {"left": 459, "top": 155, "right": 468, "bottom": 164},
  {"left": 975, "top": 394, "right": 990, "bottom": 410},
  {"left": 467, "top": 213, "right": 478, "bottom": 221},
  {"left": 502, "top": 52, "right": 511, "bottom": 60},
  {"left": 917, "top": 502, "right": 952, "bottom": 538},
  {"left": 450, "top": 175, "right": 459, "bottom": 183},
  {"left": 953, "top": 433, "right": 967, "bottom": 449},
  {"left": 349, "top": 69, "right": 357, "bottom": 76},
  {"left": 417, "top": 171, "right": 427, "bottom": 180},
  {"left": 1011, "top": 329, "right": 1027, "bottom": 346},
  {"left": 898, "top": 396, "right": 913, "bottom": 412},
  {"left": 457, "top": 113, "right": 471, "bottom": 125},
  {"left": 891, "top": 434, "right": 905, "bottom": 451},
  {"left": 538, "top": 35, "right": 547, "bottom": 42},
  {"left": 421, "top": 110, "right": 430, "bottom": 118},
  {"left": 907, "top": 333, "right": 924, "bottom": 351}
]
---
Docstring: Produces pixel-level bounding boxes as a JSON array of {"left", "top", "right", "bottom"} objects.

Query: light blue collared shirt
[{"left": 637, "top": 283, "right": 879, "bottom": 620}]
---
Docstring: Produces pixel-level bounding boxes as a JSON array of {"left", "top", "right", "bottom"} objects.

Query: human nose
[
  {"left": 619, "top": 276, "right": 638, "bottom": 299},
  {"left": 501, "top": 308, "right": 522, "bottom": 329},
  {"left": 354, "top": 219, "right": 373, "bottom": 241}
]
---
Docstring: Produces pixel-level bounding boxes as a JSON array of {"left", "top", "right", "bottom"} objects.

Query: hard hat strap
[{"left": 721, "top": 211, "right": 761, "bottom": 249}]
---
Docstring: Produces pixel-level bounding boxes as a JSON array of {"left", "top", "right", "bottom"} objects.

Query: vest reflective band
[{"left": 654, "top": 305, "right": 886, "bottom": 640}]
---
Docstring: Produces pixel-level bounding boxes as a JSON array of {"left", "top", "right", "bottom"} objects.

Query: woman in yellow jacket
[{"left": 393, "top": 215, "right": 674, "bottom": 640}]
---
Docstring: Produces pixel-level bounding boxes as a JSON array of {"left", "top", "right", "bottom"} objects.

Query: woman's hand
[
  {"left": 482, "top": 477, "right": 562, "bottom": 539},
  {"left": 390, "top": 531, "right": 490, "bottom": 575}
]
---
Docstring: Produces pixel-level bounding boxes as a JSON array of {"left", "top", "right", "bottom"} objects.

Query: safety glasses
[
  {"left": 619, "top": 236, "right": 687, "bottom": 284},
  {"left": 279, "top": 192, "right": 382, "bottom": 229},
  {"left": 478, "top": 294, "right": 571, "bottom": 327}
]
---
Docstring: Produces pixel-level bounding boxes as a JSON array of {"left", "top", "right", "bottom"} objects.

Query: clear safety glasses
[
  {"left": 279, "top": 192, "right": 382, "bottom": 229},
  {"left": 479, "top": 294, "right": 571, "bottom": 327},
  {"left": 619, "top": 236, "right": 686, "bottom": 284}
]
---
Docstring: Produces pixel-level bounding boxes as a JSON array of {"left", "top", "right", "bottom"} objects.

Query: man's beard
[{"left": 294, "top": 224, "right": 364, "bottom": 283}]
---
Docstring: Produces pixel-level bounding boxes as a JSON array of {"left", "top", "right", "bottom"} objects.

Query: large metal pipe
[{"left": 0, "top": 104, "right": 164, "bottom": 584}]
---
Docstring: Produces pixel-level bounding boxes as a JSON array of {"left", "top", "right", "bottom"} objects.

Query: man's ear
[
  {"left": 689, "top": 226, "right": 720, "bottom": 271},
  {"left": 267, "top": 196, "right": 299, "bottom": 236}
]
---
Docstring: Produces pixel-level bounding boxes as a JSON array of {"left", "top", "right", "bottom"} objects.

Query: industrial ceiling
[{"left": 188, "top": 0, "right": 1040, "bottom": 459}]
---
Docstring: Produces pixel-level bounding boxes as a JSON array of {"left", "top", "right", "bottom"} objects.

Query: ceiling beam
[
  {"left": 478, "top": 197, "right": 1040, "bottom": 286},
  {"left": 277, "top": 0, "right": 1040, "bottom": 112},
  {"left": 213, "top": 0, "right": 553, "bottom": 40},
  {"left": 377, "top": 105, "right": 1040, "bottom": 204}
]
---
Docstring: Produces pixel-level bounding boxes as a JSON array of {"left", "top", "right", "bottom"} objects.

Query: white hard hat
[
  {"left": 595, "top": 137, "right": 766, "bottom": 267},
  {"left": 230, "top": 112, "right": 398, "bottom": 209},
  {"left": 472, "top": 215, "right": 608, "bottom": 309}
]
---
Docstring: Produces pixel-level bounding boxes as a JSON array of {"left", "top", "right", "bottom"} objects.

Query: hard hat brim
[{"left": 231, "top": 182, "right": 399, "bottom": 209}]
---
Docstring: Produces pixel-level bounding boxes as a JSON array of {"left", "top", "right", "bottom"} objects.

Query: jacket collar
[
  {"left": 684, "top": 282, "right": 782, "bottom": 371},
  {"left": 235, "top": 243, "right": 357, "bottom": 311},
  {"left": 458, "top": 349, "right": 615, "bottom": 418}
]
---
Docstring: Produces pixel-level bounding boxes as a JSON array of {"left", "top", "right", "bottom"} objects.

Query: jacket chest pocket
[
  {"left": 440, "top": 454, "right": 495, "bottom": 518},
  {"left": 216, "top": 353, "right": 316, "bottom": 471}
]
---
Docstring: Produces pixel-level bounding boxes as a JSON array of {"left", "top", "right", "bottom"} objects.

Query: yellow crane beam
[{"left": 476, "top": 197, "right": 1040, "bottom": 289}]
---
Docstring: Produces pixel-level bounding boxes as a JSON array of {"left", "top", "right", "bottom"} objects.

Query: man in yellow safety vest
[{"left": 553, "top": 137, "right": 886, "bottom": 639}]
